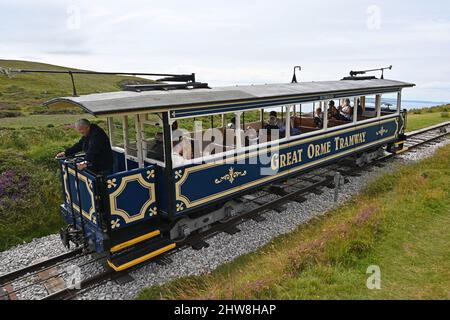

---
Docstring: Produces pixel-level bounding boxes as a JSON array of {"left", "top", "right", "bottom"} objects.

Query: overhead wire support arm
[
  {"left": 349, "top": 65, "right": 393, "bottom": 79},
  {"left": 0, "top": 68, "right": 199, "bottom": 96}
]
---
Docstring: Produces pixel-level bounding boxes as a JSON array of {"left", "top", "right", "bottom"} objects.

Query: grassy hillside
[
  {"left": 138, "top": 144, "right": 450, "bottom": 300},
  {"left": 406, "top": 106, "right": 450, "bottom": 132},
  {"left": 0, "top": 59, "right": 150, "bottom": 113}
]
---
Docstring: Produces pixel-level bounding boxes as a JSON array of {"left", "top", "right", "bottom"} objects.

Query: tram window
[
  {"left": 106, "top": 116, "right": 140, "bottom": 172},
  {"left": 141, "top": 113, "right": 165, "bottom": 163},
  {"left": 380, "top": 93, "right": 399, "bottom": 115},
  {"left": 291, "top": 102, "right": 325, "bottom": 133},
  {"left": 172, "top": 113, "right": 237, "bottom": 165},
  {"left": 108, "top": 116, "right": 138, "bottom": 156},
  {"left": 261, "top": 106, "right": 286, "bottom": 141},
  {"left": 109, "top": 117, "right": 124, "bottom": 148},
  {"left": 357, "top": 95, "right": 377, "bottom": 121},
  {"left": 327, "top": 98, "right": 354, "bottom": 128}
]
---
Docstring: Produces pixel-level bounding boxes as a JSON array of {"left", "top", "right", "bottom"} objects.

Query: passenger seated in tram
[
  {"left": 289, "top": 123, "right": 301, "bottom": 136},
  {"left": 314, "top": 107, "right": 324, "bottom": 128},
  {"left": 172, "top": 136, "right": 192, "bottom": 166},
  {"left": 356, "top": 98, "right": 364, "bottom": 116},
  {"left": 338, "top": 98, "right": 353, "bottom": 121},
  {"left": 147, "top": 132, "right": 164, "bottom": 161},
  {"left": 264, "top": 116, "right": 280, "bottom": 136},
  {"left": 227, "top": 117, "right": 236, "bottom": 129},
  {"left": 269, "top": 111, "right": 285, "bottom": 131},
  {"left": 171, "top": 120, "right": 192, "bottom": 166},
  {"left": 245, "top": 126, "right": 259, "bottom": 146},
  {"left": 328, "top": 101, "right": 339, "bottom": 120}
]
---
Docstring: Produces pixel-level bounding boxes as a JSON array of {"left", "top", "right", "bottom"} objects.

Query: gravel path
[{"left": 1, "top": 139, "right": 449, "bottom": 300}]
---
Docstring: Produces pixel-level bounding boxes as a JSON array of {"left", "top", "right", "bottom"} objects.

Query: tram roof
[{"left": 45, "top": 79, "right": 415, "bottom": 117}]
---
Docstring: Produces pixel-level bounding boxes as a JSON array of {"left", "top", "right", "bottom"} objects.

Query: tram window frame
[
  {"left": 140, "top": 113, "right": 166, "bottom": 167},
  {"left": 379, "top": 91, "right": 402, "bottom": 118},
  {"left": 107, "top": 115, "right": 139, "bottom": 172},
  {"left": 107, "top": 113, "right": 166, "bottom": 171},
  {"left": 354, "top": 91, "right": 402, "bottom": 125},
  {"left": 355, "top": 95, "right": 378, "bottom": 121},
  {"left": 319, "top": 97, "right": 355, "bottom": 128},
  {"left": 170, "top": 113, "right": 239, "bottom": 167},
  {"left": 292, "top": 101, "right": 329, "bottom": 132}
]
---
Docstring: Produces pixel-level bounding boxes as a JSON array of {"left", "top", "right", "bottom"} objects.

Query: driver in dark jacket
[{"left": 56, "top": 119, "right": 113, "bottom": 175}]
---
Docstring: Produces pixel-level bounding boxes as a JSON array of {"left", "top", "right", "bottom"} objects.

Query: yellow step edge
[
  {"left": 110, "top": 230, "right": 161, "bottom": 253},
  {"left": 395, "top": 141, "right": 406, "bottom": 146},
  {"left": 107, "top": 243, "right": 176, "bottom": 272},
  {"left": 395, "top": 147, "right": 409, "bottom": 154}
]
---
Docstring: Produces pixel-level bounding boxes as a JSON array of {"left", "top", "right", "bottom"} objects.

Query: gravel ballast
[{"left": 1, "top": 139, "right": 449, "bottom": 300}]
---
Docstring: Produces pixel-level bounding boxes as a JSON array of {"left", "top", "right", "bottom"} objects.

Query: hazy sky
[{"left": 1, "top": 0, "right": 449, "bottom": 101}]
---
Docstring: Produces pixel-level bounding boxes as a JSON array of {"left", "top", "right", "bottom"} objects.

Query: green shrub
[
  {"left": 0, "top": 111, "right": 23, "bottom": 118},
  {"left": 0, "top": 145, "right": 65, "bottom": 250},
  {"left": 441, "top": 112, "right": 449, "bottom": 118}
]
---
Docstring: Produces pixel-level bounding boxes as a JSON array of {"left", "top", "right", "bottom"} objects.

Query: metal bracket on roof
[
  {"left": 291, "top": 66, "right": 302, "bottom": 83},
  {"left": 343, "top": 65, "right": 393, "bottom": 80}
]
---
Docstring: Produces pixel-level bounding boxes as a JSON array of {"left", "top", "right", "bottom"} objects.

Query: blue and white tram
[{"left": 47, "top": 76, "right": 414, "bottom": 271}]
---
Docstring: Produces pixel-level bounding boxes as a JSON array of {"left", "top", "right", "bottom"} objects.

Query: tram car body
[{"left": 47, "top": 77, "right": 414, "bottom": 271}]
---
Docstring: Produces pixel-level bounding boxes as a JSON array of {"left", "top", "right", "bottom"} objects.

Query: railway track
[
  {"left": 0, "top": 248, "right": 106, "bottom": 300},
  {"left": 2, "top": 121, "right": 449, "bottom": 300},
  {"left": 403, "top": 121, "right": 450, "bottom": 150},
  {"left": 0, "top": 250, "right": 81, "bottom": 300}
]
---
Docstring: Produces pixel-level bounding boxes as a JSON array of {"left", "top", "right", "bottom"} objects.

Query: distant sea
[
  {"left": 379, "top": 98, "right": 449, "bottom": 110},
  {"left": 365, "top": 97, "right": 449, "bottom": 110}
]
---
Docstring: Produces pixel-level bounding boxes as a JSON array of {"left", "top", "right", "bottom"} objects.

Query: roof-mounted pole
[
  {"left": 349, "top": 65, "right": 393, "bottom": 79},
  {"left": 68, "top": 71, "right": 78, "bottom": 96},
  {"left": 291, "top": 66, "right": 302, "bottom": 83}
]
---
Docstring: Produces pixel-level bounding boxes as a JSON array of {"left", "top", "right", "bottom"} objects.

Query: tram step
[
  {"left": 107, "top": 239, "right": 176, "bottom": 272},
  {"left": 395, "top": 147, "right": 409, "bottom": 155},
  {"left": 110, "top": 229, "right": 162, "bottom": 254}
]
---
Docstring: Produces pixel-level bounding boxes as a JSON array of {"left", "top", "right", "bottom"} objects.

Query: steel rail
[
  {"left": 0, "top": 248, "right": 83, "bottom": 286},
  {"left": 41, "top": 269, "right": 115, "bottom": 300},
  {"left": 405, "top": 121, "right": 450, "bottom": 138},
  {"left": 3, "top": 254, "right": 107, "bottom": 298}
]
